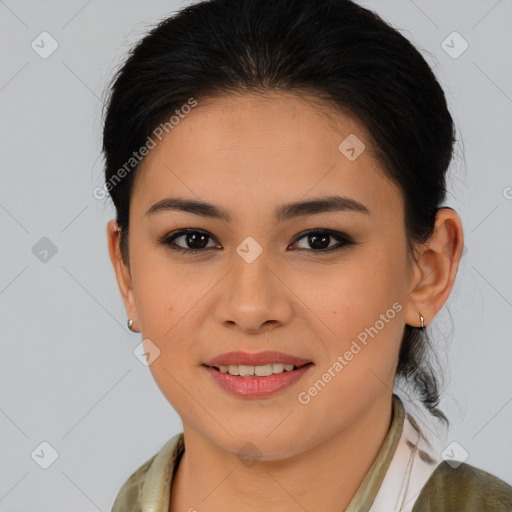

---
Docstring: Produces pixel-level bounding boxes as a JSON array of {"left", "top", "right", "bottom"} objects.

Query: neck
[{"left": 169, "top": 391, "right": 394, "bottom": 512}]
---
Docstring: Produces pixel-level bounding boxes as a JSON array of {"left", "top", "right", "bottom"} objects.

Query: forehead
[{"left": 131, "top": 92, "right": 404, "bottom": 223}]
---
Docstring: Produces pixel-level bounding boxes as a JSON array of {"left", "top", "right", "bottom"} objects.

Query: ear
[
  {"left": 405, "top": 208, "right": 464, "bottom": 327},
  {"left": 106, "top": 219, "right": 138, "bottom": 331}
]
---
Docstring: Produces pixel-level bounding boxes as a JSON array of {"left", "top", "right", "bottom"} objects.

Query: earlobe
[
  {"left": 106, "top": 219, "right": 138, "bottom": 323},
  {"left": 404, "top": 208, "right": 464, "bottom": 328}
]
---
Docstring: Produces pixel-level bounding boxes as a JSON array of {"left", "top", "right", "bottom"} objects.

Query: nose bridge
[
  {"left": 230, "top": 240, "right": 274, "bottom": 302},
  {"left": 215, "top": 240, "right": 293, "bottom": 331}
]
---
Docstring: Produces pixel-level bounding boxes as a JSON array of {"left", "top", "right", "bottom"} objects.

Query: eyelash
[{"left": 158, "top": 228, "right": 355, "bottom": 255}]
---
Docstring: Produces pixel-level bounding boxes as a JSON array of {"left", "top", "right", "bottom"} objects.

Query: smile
[
  {"left": 203, "top": 362, "right": 314, "bottom": 398},
  {"left": 211, "top": 362, "right": 306, "bottom": 376}
]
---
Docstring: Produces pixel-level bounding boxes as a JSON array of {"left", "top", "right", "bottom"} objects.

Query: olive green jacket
[{"left": 112, "top": 395, "right": 512, "bottom": 511}]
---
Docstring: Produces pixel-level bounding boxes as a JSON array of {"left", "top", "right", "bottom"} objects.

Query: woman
[{"left": 101, "top": 0, "right": 512, "bottom": 510}]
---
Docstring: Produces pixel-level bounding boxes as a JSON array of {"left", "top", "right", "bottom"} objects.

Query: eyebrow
[{"left": 145, "top": 195, "right": 370, "bottom": 222}]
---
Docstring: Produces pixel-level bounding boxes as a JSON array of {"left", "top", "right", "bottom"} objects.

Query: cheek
[
  {"left": 129, "top": 248, "right": 213, "bottom": 370},
  {"left": 302, "top": 247, "right": 407, "bottom": 368},
  {"left": 130, "top": 243, "right": 195, "bottom": 326}
]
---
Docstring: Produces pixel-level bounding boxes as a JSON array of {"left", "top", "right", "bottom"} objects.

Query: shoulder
[
  {"left": 111, "top": 452, "right": 158, "bottom": 512},
  {"left": 111, "top": 433, "right": 185, "bottom": 512},
  {"left": 412, "top": 461, "right": 512, "bottom": 512}
]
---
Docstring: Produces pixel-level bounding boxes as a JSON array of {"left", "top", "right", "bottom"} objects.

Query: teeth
[
  {"left": 216, "top": 363, "right": 298, "bottom": 376},
  {"left": 239, "top": 364, "right": 254, "bottom": 376}
]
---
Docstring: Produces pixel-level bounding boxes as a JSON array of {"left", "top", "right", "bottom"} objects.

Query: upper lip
[{"left": 204, "top": 351, "right": 312, "bottom": 367}]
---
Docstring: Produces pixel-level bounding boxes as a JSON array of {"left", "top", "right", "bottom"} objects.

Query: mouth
[
  {"left": 202, "top": 351, "right": 314, "bottom": 397},
  {"left": 203, "top": 350, "right": 312, "bottom": 369},
  {"left": 202, "top": 359, "right": 314, "bottom": 398},
  {"left": 204, "top": 361, "right": 313, "bottom": 377}
]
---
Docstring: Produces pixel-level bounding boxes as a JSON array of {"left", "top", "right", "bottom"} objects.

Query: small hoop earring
[
  {"left": 127, "top": 318, "right": 139, "bottom": 333},
  {"left": 419, "top": 314, "right": 425, "bottom": 330}
]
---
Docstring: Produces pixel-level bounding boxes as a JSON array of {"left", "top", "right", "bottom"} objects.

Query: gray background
[{"left": 0, "top": 0, "right": 511, "bottom": 510}]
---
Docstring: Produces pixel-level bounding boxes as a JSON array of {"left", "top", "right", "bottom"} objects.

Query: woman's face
[{"left": 111, "top": 92, "right": 418, "bottom": 459}]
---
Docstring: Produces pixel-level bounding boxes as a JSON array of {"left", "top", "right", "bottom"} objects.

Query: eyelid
[
  {"left": 289, "top": 229, "right": 354, "bottom": 251},
  {"left": 159, "top": 228, "right": 220, "bottom": 251}
]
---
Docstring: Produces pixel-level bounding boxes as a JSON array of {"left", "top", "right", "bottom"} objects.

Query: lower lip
[{"left": 203, "top": 363, "right": 313, "bottom": 398}]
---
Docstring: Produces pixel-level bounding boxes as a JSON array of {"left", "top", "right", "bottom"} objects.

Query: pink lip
[
  {"left": 204, "top": 363, "right": 314, "bottom": 398},
  {"left": 204, "top": 350, "right": 311, "bottom": 367}
]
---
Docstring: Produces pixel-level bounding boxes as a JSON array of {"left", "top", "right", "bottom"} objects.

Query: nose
[{"left": 214, "top": 248, "right": 294, "bottom": 335}]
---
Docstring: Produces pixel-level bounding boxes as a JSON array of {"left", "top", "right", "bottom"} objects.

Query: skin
[{"left": 107, "top": 92, "right": 464, "bottom": 511}]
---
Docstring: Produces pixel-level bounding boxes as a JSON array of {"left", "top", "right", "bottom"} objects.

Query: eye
[
  {"left": 159, "top": 228, "right": 354, "bottom": 254},
  {"left": 289, "top": 229, "right": 354, "bottom": 253},
  {"left": 159, "top": 229, "right": 220, "bottom": 253}
]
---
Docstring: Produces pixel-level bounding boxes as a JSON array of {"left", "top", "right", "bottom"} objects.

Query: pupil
[
  {"left": 187, "top": 232, "right": 208, "bottom": 249},
  {"left": 309, "top": 233, "right": 329, "bottom": 249}
]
